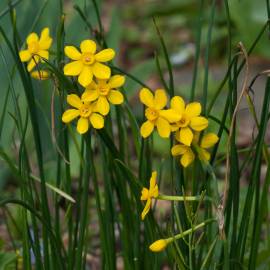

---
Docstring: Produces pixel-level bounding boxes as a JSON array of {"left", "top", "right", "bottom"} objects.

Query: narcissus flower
[
  {"left": 19, "top": 28, "right": 53, "bottom": 72},
  {"left": 149, "top": 239, "right": 168, "bottom": 252},
  {"left": 140, "top": 171, "right": 159, "bottom": 220},
  {"left": 62, "top": 94, "right": 104, "bottom": 134},
  {"left": 64, "top": 40, "right": 115, "bottom": 87},
  {"left": 31, "top": 70, "right": 50, "bottom": 80},
  {"left": 140, "top": 88, "right": 181, "bottom": 138},
  {"left": 171, "top": 132, "right": 219, "bottom": 167},
  {"left": 170, "top": 96, "right": 208, "bottom": 146},
  {"left": 82, "top": 75, "right": 125, "bottom": 115}
]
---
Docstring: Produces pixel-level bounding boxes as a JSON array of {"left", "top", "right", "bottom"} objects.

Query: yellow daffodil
[
  {"left": 140, "top": 171, "right": 159, "bottom": 220},
  {"left": 149, "top": 239, "right": 168, "bottom": 252},
  {"left": 19, "top": 27, "right": 53, "bottom": 72},
  {"left": 62, "top": 94, "right": 104, "bottom": 134},
  {"left": 171, "top": 132, "right": 219, "bottom": 167},
  {"left": 64, "top": 40, "right": 115, "bottom": 87},
  {"left": 31, "top": 70, "right": 50, "bottom": 80},
  {"left": 140, "top": 88, "right": 181, "bottom": 138},
  {"left": 82, "top": 75, "right": 125, "bottom": 115},
  {"left": 170, "top": 96, "right": 208, "bottom": 146}
]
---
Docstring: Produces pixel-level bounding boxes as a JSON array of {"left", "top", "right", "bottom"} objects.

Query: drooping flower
[
  {"left": 31, "top": 70, "right": 50, "bottom": 80},
  {"left": 19, "top": 28, "right": 53, "bottom": 72},
  {"left": 82, "top": 75, "right": 125, "bottom": 115},
  {"left": 140, "top": 88, "right": 181, "bottom": 138},
  {"left": 63, "top": 40, "right": 115, "bottom": 87},
  {"left": 62, "top": 94, "right": 104, "bottom": 134},
  {"left": 149, "top": 239, "right": 168, "bottom": 252},
  {"left": 171, "top": 132, "right": 219, "bottom": 167},
  {"left": 140, "top": 171, "right": 159, "bottom": 220},
  {"left": 170, "top": 96, "right": 208, "bottom": 146}
]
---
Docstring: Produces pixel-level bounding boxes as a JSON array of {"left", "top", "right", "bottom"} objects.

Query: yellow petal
[
  {"left": 38, "top": 50, "right": 49, "bottom": 61},
  {"left": 141, "top": 188, "right": 149, "bottom": 201},
  {"left": 26, "top": 33, "right": 38, "bottom": 45},
  {"left": 200, "top": 133, "right": 219, "bottom": 149},
  {"left": 181, "top": 149, "right": 195, "bottom": 167},
  {"left": 95, "top": 48, "right": 115, "bottom": 62},
  {"left": 149, "top": 171, "right": 157, "bottom": 190},
  {"left": 149, "top": 239, "right": 168, "bottom": 252},
  {"left": 140, "top": 120, "right": 154, "bottom": 138},
  {"left": 82, "top": 89, "right": 99, "bottom": 102},
  {"left": 77, "top": 117, "right": 89, "bottom": 134},
  {"left": 67, "top": 94, "right": 82, "bottom": 109},
  {"left": 179, "top": 127, "right": 193, "bottom": 146},
  {"left": 96, "top": 96, "right": 110, "bottom": 115},
  {"left": 139, "top": 88, "right": 154, "bottom": 108},
  {"left": 62, "top": 109, "right": 80, "bottom": 123},
  {"left": 27, "top": 56, "right": 39, "bottom": 72},
  {"left": 171, "top": 144, "right": 188, "bottom": 156},
  {"left": 89, "top": 113, "right": 104, "bottom": 129},
  {"left": 190, "top": 116, "right": 208, "bottom": 131},
  {"left": 39, "top": 28, "right": 52, "bottom": 50},
  {"left": 198, "top": 148, "right": 210, "bottom": 162},
  {"left": 80, "top": 39, "right": 96, "bottom": 53},
  {"left": 154, "top": 89, "right": 167, "bottom": 110},
  {"left": 159, "top": 109, "right": 181, "bottom": 123},
  {"left": 108, "top": 90, "right": 124, "bottom": 104},
  {"left": 141, "top": 199, "right": 151, "bottom": 220},
  {"left": 31, "top": 70, "right": 50, "bottom": 80},
  {"left": 108, "top": 75, "right": 125, "bottom": 88},
  {"left": 156, "top": 117, "right": 171, "bottom": 138},
  {"left": 19, "top": 50, "right": 31, "bottom": 62},
  {"left": 185, "top": 102, "right": 201, "bottom": 118},
  {"left": 64, "top": 46, "right": 82, "bottom": 60},
  {"left": 64, "top": 61, "right": 83, "bottom": 76},
  {"left": 92, "top": 62, "right": 111, "bottom": 79},
  {"left": 78, "top": 66, "right": 93, "bottom": 87},
  {"left": 171, "top": 96, "right": 185, "bottom": 114}
]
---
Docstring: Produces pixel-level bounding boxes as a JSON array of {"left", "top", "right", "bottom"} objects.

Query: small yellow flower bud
[
  {"left": 149, "top": 239, "right": 168, "bottom": 252},
  {"left": 31, "top": 70, "right": 50, "bottom": 80}
]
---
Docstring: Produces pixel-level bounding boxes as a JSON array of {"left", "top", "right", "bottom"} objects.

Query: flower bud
[{"left": 149, "top": 239, "right": 168, "bottom": 252}]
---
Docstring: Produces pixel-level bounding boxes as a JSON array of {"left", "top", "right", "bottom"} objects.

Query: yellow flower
[
  {"left": 62, "top": 94, "right": 104, "bottom": 134},
  {"left": 31, "top": 70, "right": 50, "bottom": 80},
  {"left": 140, "top": 171, "right": 159, "bottom": 220},
  {"left": 63, "top": 40, "right": 115, "bottom": 87},
  {"left": 82, "top": 75, "right": 125, "bottom": 115},
  {"left": 171, "top": 132, "right": 219, "bottom": 167},
  {"left": 149, "top": 239, "right": 168, "bottom": 252},
  {"left": 140, "top": 88, "right": 181, "bottom": 138},
  {"left": 170, "top": 96, "right": 208, "bottom": 146},
  {"left": 19, "top": 27, "right": 53, "bottom": 72}
]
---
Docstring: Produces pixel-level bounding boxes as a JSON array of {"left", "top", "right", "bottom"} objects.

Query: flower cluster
[
  {"left": 139, "top": 88, "right": 219, "bottom": 167},
  {"left": 19, "top": 29, "right": 125, "bottom": 135}
]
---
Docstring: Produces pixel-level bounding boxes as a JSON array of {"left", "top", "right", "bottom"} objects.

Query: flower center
[
  {"left": 28, "top": 41, "right": 39, "bottom": 54},
  {"left": 145, "top": 108, "right": 159, "bottom": 121},
  {"left": 177, "top": 115, "right": 190, "bottom": 127},
  {"left": 79, "top": 104, "right": 92, "bottom": 117},
  {"left": 82, "top": 53, "right": 95, "bottom": 65},
  {"left": 98, "top": 84, "right": 110, "bottom": 96}
]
